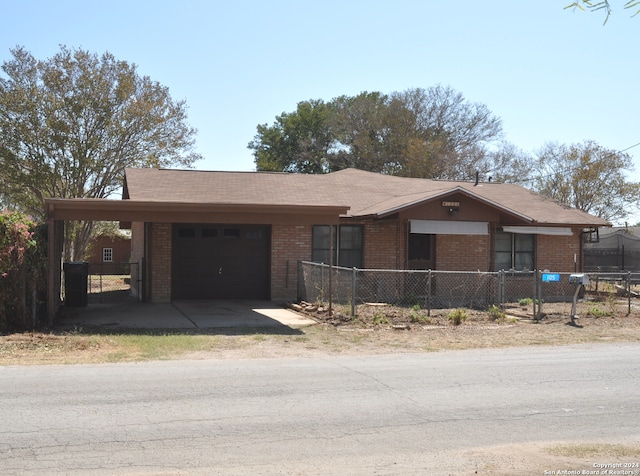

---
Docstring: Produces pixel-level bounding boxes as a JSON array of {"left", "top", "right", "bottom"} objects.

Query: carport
[{"left": 45, "top": 198, "right": 347, "bottom": 325}]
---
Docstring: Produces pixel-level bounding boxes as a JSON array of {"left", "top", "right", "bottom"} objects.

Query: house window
[
  {"left": 495, "top": 230, "right": 534, "bottom": 271},
  {"left": 312, "top": 225, "right": 363, "bottom": 268},
  {"left": 102, "top": 248, "right": 113, "bottom": 263}
]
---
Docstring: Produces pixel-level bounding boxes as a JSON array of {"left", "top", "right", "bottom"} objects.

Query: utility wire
[{"left": 495, "top": 141, "right": 640, "bottom": 186}]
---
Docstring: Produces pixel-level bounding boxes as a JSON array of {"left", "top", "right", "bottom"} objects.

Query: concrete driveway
[{"left": 56, "top": 299, "right": 316, "bottom": 331}]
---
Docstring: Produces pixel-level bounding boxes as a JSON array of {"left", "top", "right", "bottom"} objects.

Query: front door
[
  {"left": 406, "top": 233, "right": 435, "bottom": 301},
  {"left": 408, "top": 233, "right": 434, "bottom": 269}
]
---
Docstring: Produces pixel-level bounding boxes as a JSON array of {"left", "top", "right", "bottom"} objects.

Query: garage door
[{"left": 172, "top": 224, "right": 270, "bottom": 300}]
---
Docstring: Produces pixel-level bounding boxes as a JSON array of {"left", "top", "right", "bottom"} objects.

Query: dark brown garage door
[{"left": 172, "top": 224, "right": 270, "bottom": 300}]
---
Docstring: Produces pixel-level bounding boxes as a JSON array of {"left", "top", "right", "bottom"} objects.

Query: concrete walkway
[{"left": 57, "top": 299, "right": 316, "bottom": 331}]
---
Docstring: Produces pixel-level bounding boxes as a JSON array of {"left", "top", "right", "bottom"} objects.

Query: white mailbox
[{"left": 569, "top": 273, "right": 589, "bottom": 286}]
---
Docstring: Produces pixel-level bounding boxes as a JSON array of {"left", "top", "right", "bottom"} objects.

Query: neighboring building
[
  {"left": 84, "top": 230, "right": 131, "bottom": 275},
  {"left": 584, "top": 226, "right": 640, "bottom": 271},
  {"left": 114, "top": 168, "right": 608, "bottom": 303}
]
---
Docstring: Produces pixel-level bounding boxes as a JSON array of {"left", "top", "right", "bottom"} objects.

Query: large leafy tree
[
  {"left": 248, "top": 99, "right": 333, "bottom": 174},
  {"left": 531, "top": 141, "right": 640, "bottom": 222},
  {"left": 391, "top": 86, "right": 503, "bottom": 179},
  {"left": 249, "top": 85, "right": 503, "bottom": 180},
  {"left": 329, "top": 91, "right": 402, "bottom": 173},
  {"left": 0, "top": 46, "right": 201, "bottom": 259}
]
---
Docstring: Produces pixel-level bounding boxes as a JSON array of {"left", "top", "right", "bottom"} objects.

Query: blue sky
[{"left": 2, "top": 1, "right": 639, "bottom": 220}]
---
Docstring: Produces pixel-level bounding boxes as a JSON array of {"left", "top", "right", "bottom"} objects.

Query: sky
[{"left": 2, "top": 0, "right": 639, "bottom": 222}]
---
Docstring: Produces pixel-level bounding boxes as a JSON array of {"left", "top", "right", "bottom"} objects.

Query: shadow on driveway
[{"left": 55, "top": 299, "right": 315, "bottom": 335}]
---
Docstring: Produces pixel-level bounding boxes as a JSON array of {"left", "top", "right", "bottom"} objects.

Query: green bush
[
  {"left": 408, "top": 303, "right": 431, "bottom": 324},
  {"left": 487, "top": 304, "right": 506, "bottom": 321},
  {"left": 587, "top": 305, "right": 612, "bottom": 318},
  {"left": 372, "top": 313, "right": 389, "bottom": 326},
  {"left": 447, "top": 308, "right": 468, "bottom": 326},
  {"left": 0, "top": 211, "right": 47, "bottom": 333}
]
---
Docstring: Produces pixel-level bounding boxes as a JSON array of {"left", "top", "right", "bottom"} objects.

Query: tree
[
  {"left": 565, "top": 1, "right": 640, "bottom": 23},
  {"left": 249, "top": 85, "right": 503, "bottom": 180},
  {"left": 531, "top": 141, "right": 640, "bottom": 223},
  {"left": 470, "top": 142, "right": 535, "bottom": 185},
  {"left": 391, "top": 86, "right": 503, "bottom": 179},
  {"left": 0, "top": 46, "right": 201, "bottom": 260},
  {"left": 248, "top": 99, "right": 333, "bottom": 174},
  {"left": 330, "top": 91, "right": 396, "bottom": 173}
]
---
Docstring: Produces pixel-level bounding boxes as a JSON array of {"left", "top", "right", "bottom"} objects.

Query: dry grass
[
  {"left": 546, "top": 443, "right": 640, "bottom": 459},
  {"left": 1, "top": 294, "right": 639, "bottom": 366}
]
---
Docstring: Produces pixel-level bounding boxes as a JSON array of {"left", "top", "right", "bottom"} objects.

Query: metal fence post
[
  {"left": 297, "top": 261, "right": 302, "bottom": 302},
  {"left": 627, "top": 271, "right": 632, "bottom": 316},
  {"left": 533, "top": 271, "right": 539, "bottom": 321},
  {"left": 351, "top": 267, "right": 357, "bottom": 318},
  {"left": 426, "top": 269, "right": 432, "bottom": 317}
]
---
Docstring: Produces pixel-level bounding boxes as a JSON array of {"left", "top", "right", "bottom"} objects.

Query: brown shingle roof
[{"left": 123, "top": 167, "right": 610, "bottom": 227}]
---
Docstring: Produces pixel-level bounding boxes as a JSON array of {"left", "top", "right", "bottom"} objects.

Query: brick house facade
[
  {"left": 130, "top": 218, "right": 588, "bottom": 304},
  {"left": 46, "top": 168, "right": 610, "bottom": 311}
]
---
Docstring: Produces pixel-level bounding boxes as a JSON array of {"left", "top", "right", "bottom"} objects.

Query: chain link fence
[
  {"left": 88, "top": 262, "right": 140, "bottom": 303},
  {"left": 298, "top": 261, "right": 639, "bottom": 317},
  {"left": 62, "top": 262, "right": 141, "bottom": 305}
]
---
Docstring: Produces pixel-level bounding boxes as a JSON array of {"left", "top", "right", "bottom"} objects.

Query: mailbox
[{"left": 569, "top": 273, "right": 589, "bottom": 285}]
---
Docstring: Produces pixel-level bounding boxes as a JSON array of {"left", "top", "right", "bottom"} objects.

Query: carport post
[
  {"left": 47, "top": 218, "right": 55, "bottom": 325},
  {"left": 47, "top": 217, "right": 64, "bottom": 326}
]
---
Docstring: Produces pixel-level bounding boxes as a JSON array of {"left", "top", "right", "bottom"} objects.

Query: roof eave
[{"left": 45, "top": 198, "right": 349, "bottom": 224}]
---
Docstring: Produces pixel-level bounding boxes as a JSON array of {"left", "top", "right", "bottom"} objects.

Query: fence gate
[{"left": 87, "top": 262, "right": 140, "bottom": 303}]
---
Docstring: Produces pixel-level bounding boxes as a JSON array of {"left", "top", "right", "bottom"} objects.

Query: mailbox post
[{"left": 569, "top": 273, "right": 589, "bottom": 324}]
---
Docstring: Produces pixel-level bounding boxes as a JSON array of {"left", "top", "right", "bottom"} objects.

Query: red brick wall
[
  {"left": 85, "top": 235, "right": 131, "bottom": 264},
  {"left": 354, "top": 217, "right": 495, "bottom": 272},
  {"left": 363, "top": 219, "right": 402, "bottom": 269},
  {"left": 271, "top": 224, "right": 312, "bottom": 301},
  {"left": 435, "top": 234, "right": 492, "bottom": 271},
  {"left": 536, "top": 229, "right": 583, "bottom": 272},
  {"left": 140, "top": 219, "right": 585, "bottom": 303},
  {"left": 130, "top": 222, "right": 144, "bottom": 265},
  {"left": 270, "top": 221, "right": 402, "bottom": 301},
  {"left": 150, "top": 223, "right": 172, "bottom": 302}
]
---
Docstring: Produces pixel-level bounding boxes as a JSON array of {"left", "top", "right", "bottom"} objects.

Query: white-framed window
[
  {"left": 102, "top": 248, "right": 113, "bottom": 262},
  {"left": 495, "top": 230, "right": 534, "bottom": 271},
  {"left": 312, "top": 225, "right": 363, "bottom": 268}
]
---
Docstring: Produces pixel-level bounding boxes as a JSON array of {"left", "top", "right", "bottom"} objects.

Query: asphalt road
[{"left": 1, "top": 343, "right": 639, "bottom": 475}]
